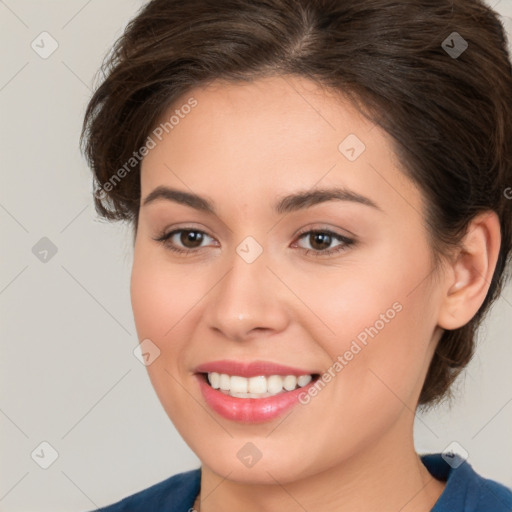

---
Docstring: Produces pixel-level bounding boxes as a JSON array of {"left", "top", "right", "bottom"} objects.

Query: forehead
[{"left": 140, "top": 75, "right": 424, "bottom": 219}]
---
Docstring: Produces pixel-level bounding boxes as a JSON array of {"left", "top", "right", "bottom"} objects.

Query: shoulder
[
  {"left": 90, "top": 468, "right": 201, "bottom": 512},
  {"left": 421, "top": 453, "right": 512, "bottom": 512}
]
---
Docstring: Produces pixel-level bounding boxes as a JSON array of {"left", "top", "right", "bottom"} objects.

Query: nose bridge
[{"left": 205, "top": 236, "right": 289, "bottom": 340}]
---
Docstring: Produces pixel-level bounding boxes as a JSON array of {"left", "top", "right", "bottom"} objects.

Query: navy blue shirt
[{"left": 93, "top": 453, "right": 512, "bottom": 511}]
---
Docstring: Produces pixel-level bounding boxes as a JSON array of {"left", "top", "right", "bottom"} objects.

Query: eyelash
[{"left": 153, "top": 227, "right": 355, "bottom": 258}]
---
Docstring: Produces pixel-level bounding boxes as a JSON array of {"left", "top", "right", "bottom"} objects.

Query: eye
[
  {"left": 153, "top": 228, "right": 217, "bottom": 255},
  {"left": 153, "top": 227, "right": 355, "bottom": 257},
  {"left": 293, "top": 229, "right": 355, "bottom": 257}
]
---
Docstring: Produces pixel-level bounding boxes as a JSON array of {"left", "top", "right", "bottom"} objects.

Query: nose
[{"left": 203, "top": 246, "right": 289, "bottom": 343}]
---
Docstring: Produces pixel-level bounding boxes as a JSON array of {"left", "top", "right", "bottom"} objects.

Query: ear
[{"left": 437, "top": 211, "right": 501, "bottom": 330}]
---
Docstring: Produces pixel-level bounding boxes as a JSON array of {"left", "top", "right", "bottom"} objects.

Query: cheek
[
  {"left": 129, "top": 247, "right": 201, "bottom": 425},
  {"left": 130, "top": 243, "right": 206, "bottom": 341},
  {"left": 317, "top": 247, "right": 438, "bottom": 411},
  {"left": 129, "top": 246, "right": 195, "bottom": 406}
]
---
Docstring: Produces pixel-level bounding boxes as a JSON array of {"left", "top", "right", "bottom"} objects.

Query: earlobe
[{"left": 437, "top": 211, "right": 501, "bottom": 330}]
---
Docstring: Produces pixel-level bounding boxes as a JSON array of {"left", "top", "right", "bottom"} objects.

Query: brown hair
[{"left": 81, "top": 0, "right": 512, "bottom": 407}]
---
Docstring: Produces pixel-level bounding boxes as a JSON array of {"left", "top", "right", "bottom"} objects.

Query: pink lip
[
  {"left": 196, "top": 376, "right": 316, "bottom": 423},
  {"left": 194, "top": 359, "right": 315, "bottom": 377},
  {"left": 194, "top": 360, "right": 318, "bottom": 423}
]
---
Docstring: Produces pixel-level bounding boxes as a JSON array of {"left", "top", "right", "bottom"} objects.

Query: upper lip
[{"left": 194, "top": 360, "right": 317, "bottom": 377}]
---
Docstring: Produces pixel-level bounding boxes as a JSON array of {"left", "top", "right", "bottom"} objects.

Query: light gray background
[{"left": 1, "top": 1, "right": 511, "bottom": 510}]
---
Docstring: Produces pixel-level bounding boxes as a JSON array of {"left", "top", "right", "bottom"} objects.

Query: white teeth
[
  {"left": 209, "top": 372, "right": 220, "bottom": 389},
  {"left": 297, "top": 375, "right": 312, "bottom": 387},
  {"left": 248, "top": 376, "right": 267, "bottom": 394},
  {"left": 206, "top": 372, "right": 313, "bottom": 398},
  {"left": 283, "top": 375, "right": 297, "bottom": 391},
  {"left": 230, "top": 375, "right": 248, "bottom": 394},
  {"left": 219, "top": 373, "right": 230, "bottom": 391},
  {"left": 267, "top": 375, "right": 283, "bottom": 394}
]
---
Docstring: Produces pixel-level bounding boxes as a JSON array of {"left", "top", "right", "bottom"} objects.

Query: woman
[{"left": 81, "top": 0, "right": 512, "bottom": 510}]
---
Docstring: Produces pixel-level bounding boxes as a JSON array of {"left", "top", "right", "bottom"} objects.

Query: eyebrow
[{"left": 142, "top": 185, "right": 382, "bottom": 214}]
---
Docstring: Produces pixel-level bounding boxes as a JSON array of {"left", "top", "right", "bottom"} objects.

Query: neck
[{"left": 194, "top": 417, "right": 446, "bottom": 512}]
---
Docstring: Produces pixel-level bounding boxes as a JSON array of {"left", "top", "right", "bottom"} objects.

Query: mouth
[
  {"left": 199, "top": 372, "right": 320, "bottom": 398},
  {"left": 193, "top": 360, "right": 321, "bottom": 423}
]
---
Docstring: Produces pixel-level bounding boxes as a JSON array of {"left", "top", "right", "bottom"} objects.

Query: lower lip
[{"left": 196, "top": 374, "right": 316, "bottom": 423}]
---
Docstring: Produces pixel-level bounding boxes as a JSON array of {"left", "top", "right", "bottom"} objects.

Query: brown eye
[
  {"left": 178, "top": 230, "right": 205, "bottom": 249},
  {"left": 295, "top": 229, "right": 355, "bottom": 257},
  {"left": 307, "top": 232, "right": 333, "bottom": 251},
  {"left": 154, "top": 227, "right": 355, "bottom": 258},
  {"left": 154, "top": 228, "right": 215, "bottom": 255}
]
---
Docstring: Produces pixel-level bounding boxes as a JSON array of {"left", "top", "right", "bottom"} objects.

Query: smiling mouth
[{"left": 200, "top": 372, "right": 320, "bottom": 399}]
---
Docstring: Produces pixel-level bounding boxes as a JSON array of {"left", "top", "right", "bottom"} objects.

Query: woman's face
[{"left": 131, "top": 75, "right": 447, "bottom": 483}]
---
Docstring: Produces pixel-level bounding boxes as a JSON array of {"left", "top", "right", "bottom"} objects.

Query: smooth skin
[{"left": 130, "top": 75, "right": 501, "bottom": 512}]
